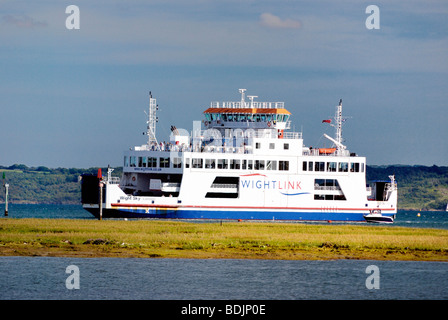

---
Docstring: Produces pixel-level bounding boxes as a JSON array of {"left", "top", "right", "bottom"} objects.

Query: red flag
[
  {"left": 97, "top": 168, "right": 102, "bottom": 179},
  {"left": 322, "top": 119, "right": 331, "bottom": 123}
]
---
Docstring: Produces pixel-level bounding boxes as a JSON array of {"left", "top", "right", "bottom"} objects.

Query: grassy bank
[{"left": 0, "top": 218, "right": 447, "bottom": 261}]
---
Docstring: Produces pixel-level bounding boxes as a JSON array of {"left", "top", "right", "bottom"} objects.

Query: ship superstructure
[{"left": 81, "top": 89, "right": 397, "bottom": 222}]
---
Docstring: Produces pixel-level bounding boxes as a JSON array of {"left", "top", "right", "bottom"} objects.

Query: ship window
[
  {"left": 217, "top": 159, "right": 228, "bottom": 169},
  {"left": 256, "top": 142, "right": 261, "bottom": 149},
  {"left": 185, "top": 158, "right": 190, "bottom": 168},
  {"left": 254, "top": 160, "right": 265, "bottom": 170},
  {"left": 192, "top": 158, "right": 203, "bottom": 168},
  {"left": 314, "top": 179, "right": 341, "bottom": 190},
  {"left": 327, "top": 162, "right": 337, "bottom": 172},
  {"left": 160, "top": 157, "right": 170, "bottom": 168},
  {"left": 230, "top": 159, "right": 240, "bottom": 169},
  {"left": 279, "top": 160, "right": 289, "bottom": 171},
  {"left": 124, "top": 156, "right": 129, "bottom": 167},
  {"left": 308, "top": 161, "right": 313, "bottom": 171},
  {"left": 302, "top": 161, "right": 307, "bottom": 171},
  {"left": 247, "top": 160, "right": 253, "bottom": 170},
  {"left": 315, "top": 162, "right": 325, "bottom": 172},
  {"left": 173, "top": 157, "right": 182, "bottom": 168},
  {"left": 269, "top": 143, "right": 275, "bottom": 149},
  {"left": 266, "top": 160, "right": 277, "bottom": 170},
  {"left": 205, "top": 159, "right": 215, "bottom": 169},
  {"left": 148, "top": 157, "right": 157, "bottom": 168},
  {"left": 242, "top": 160, "right": 247, "bottom": 170},
  {"left": 338, "top": 162, "right": 348, "bottom": 172},
  {"left": 130, "top": 156, "right": 137, "bottom": 167},
  {"left": 351, "top": 163, "right": 360, "bottom": 172},
  {"left": 283, "top": 143, "right": 289, "bottom": 150},
  {"left": 361, "top": 163, "right": 365, "bottom": 172}
]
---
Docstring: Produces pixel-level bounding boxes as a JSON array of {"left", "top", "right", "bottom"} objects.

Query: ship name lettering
[{"left": 241, "top": 179, "right": 302, "bottom": 191}]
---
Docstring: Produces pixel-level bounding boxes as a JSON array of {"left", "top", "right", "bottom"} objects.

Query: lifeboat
[{"left": 318, "top": 148, "right": 336, "bottom": 154}]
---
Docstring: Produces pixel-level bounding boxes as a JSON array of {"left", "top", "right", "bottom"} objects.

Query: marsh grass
[{"left": 0, "top": 218, "right": 447, "bottom": 260}]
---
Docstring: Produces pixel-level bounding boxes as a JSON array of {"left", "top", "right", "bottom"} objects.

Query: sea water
[
  {"left": 2, "top": 204, "right": 448, "bottom": 229},
  {"left": 0, "top": 257, "right": 447, "bottom": 300},
  {"left": 1, "top": 205, "right": 447, "bottom": 300}
]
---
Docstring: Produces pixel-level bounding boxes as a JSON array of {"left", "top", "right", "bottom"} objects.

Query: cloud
[
  {"left": 259, "top": 13, "right": 302, "bottom": 29},
  {"left": 2, "top": 14, "right": 47, "bottom": 28}
]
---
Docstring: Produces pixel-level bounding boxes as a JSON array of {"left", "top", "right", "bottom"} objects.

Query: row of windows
[
  {"left": 187, "top": 158, "right": 290, "bottom": 171},
  {"left": 125, "top": 156, "right": 182, "bottom": 168},
  {"left": 125, "top": 156, "right": 364, "bottom": 174},
  {"left": 302, "top": 161, "right": 364, "bottom": 173},
  {"left": 125, "top": 156, "right": 290, "bottom": 171},
  {"left": 205, "top": 113, "right": 290, "bottom": 123},
  {"left": 255, "top": 142, "right": 289, "bottom": 150}
]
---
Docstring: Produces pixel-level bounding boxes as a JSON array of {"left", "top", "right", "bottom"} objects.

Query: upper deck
[{"left": 131, "top": 89, "right": 352, "bottom": 158}]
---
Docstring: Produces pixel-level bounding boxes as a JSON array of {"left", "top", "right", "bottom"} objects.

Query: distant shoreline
[{"left": 1, "top": 218, "right": 447, "bottom": 261}]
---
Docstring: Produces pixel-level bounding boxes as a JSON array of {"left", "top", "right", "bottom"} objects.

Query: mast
[
  {"left": 335, "top": 99, "right": 343, "bottom": 147},
  {"left": 323, "top": 98, "right": 349, "bottom": 154},
  {"left": 147, "top": 91, "right": 158, "bottom": 146}
]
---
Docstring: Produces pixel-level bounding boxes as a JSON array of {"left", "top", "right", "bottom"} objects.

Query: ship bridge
[{"left": 203, "top": 89, "right": 293, "bottom": 133}]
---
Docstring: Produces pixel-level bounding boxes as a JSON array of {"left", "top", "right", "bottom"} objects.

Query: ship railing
[
  {"left": 314, "top": 186, "right": 342, "bottom": 191},
  {"left": 211, "top": 183, "right": 238, "bottom": 189},
  {"left": 211, "top": 101, "right": 285, "bottom": 109},
  {"left": 303, "top": 149, "right": 351, "bottom": 157},
  {"left": 199, "top": 146, "right": 249, "bottom": 154}
]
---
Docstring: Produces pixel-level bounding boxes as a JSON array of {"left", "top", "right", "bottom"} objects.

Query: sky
[{"left": 0, "top": 0, "right": 447, "bottom": 168}]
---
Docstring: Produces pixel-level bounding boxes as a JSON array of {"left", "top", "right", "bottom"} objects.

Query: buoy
[
  {"left": 328, "top": 220, "right": 332, "bottom": 223},
  {"left": 417, "top": 213, "right": 421, "bottom": 217}
]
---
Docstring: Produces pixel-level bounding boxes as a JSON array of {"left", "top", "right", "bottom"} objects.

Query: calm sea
[
  {"left": 2, "top": 203, "right": 448, "bottom": 229},
  {"left": 1, "top": 204, "right": 447, "bottom": 302}
]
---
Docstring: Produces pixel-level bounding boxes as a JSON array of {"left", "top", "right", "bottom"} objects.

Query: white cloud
[{"left": 259, "top": 13, "right": 302, "bottom": 29}]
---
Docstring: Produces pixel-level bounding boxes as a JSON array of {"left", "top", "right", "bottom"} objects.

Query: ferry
[{"left": 81, "top": 89, "right": 397, "bottom": 222}]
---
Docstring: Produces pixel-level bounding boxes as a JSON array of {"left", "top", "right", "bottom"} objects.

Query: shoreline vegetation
[
  {"left": 1, "top": 218, "right": 447, "bottom": 261},
  {"left": 1, "top": 164, "right": 448, "bottom": 211}
]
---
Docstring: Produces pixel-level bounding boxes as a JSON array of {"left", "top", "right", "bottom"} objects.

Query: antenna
[
  {"left": 247, "top": 95, "right": 258, "bottom": 108},
  {"left": 239, "top": 89, "right": 247, "bottom": 107},
  {"left": 146, "top": 91, "right": 158, "bottom": 146}
]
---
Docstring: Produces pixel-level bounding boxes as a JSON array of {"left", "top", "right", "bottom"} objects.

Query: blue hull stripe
[{"left": 88, "top": 207, "right": 395, "bottom": 222}]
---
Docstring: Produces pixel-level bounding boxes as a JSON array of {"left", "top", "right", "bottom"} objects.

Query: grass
[{"left": 0, "top": 218, "right": 447, "bottom": 261}]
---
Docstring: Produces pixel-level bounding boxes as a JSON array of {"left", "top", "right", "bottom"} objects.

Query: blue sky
[{"left": 0, "top": 0, "right": 447, "bottom": 168}]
